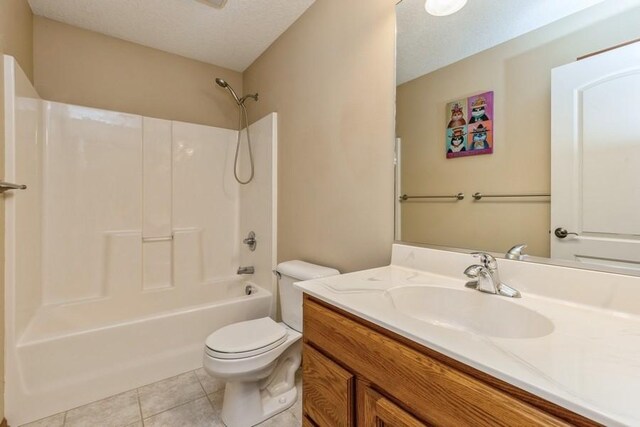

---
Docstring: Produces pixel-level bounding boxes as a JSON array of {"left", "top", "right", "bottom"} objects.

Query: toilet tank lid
[{"left": 276, "top": 260, "right": 340, "bottom": 281}]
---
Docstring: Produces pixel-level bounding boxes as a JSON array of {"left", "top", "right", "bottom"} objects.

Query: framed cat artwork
[{"left": 446, "top": 91, "right": 493, "bottom": 158}]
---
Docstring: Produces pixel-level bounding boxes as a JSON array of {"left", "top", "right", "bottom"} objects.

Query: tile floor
[{"left": 21, "top": 368, "right": 303, "bottom": 427}]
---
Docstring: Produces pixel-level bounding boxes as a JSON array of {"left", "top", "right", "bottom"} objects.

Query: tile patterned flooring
[{"left": 21, "top": 368, "right": 303, "bottom": 427}]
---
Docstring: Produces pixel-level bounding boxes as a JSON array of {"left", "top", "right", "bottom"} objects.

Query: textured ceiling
[
  {"left": 396, "top": 0, "right": 630, "bottom": 85},
  {"left": 28, "top": 0, "right": 315, "bottom": 72}
]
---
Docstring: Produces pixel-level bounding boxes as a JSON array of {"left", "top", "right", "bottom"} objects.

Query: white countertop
[{"left": 294, "top": 245, "right": 640, "bottom": 426}]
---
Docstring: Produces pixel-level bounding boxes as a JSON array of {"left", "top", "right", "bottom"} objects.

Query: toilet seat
[{"left": 205, "top": 317, "right": 288, "bottom": 360}]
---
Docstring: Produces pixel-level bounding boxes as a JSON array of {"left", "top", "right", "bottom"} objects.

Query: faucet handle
[
  {"left": 463, "top": 264, "right": 484, "bottom": 290},
  {"left": 463, "top": 264, "right": 484, "bottom": 278},
  {"left": 243, "top": 231, "right": 257, "bottom": 251},
  {"left": 471, "top": 252, "right": 498, "bottom": 270}
]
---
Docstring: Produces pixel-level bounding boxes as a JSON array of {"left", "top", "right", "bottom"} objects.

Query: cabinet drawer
[
  {"left": 303, "top": 343, "right": 355, "bottom": 427},
  {"left": 304, "top": 297, "right": 569, "bottom": 427}
]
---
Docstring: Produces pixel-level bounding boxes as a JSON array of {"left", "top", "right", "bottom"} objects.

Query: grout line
[
  {"left": 206, "top": 390, "right": 222, "bottom": 411},
  {"left": 136, "top": 388, "right": 144, "bottom": 426},
  {"left": 56, "top": 389, "right": 133, "bottom": 419},
  {"left": 142, "top": 396, "right": 206, "bottom": 423},
  {"left": 62, "top": 411, "right": 68, "bottom": 426},
  {"left": 139, "top": 371, "right": 208, "bottom": 419},
  {"left": 193, "top": 368, "right": 208, "bottom": 395},
  {"left": 194, "top": 369, "right": 218, "bottom": 411}
]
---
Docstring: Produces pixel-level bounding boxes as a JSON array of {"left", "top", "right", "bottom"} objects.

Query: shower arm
[{"left": 239, "top": 93, "right": 259, "bottom": 104}]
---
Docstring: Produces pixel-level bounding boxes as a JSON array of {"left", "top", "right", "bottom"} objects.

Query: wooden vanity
[{"left": 301, "top": 295, "right": 600, "bottom": 427}]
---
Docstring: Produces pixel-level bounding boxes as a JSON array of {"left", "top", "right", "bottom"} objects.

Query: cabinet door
[
  {"left": 302, "top": 416, "right": 317, "bottom": 427},
  {"left": 303, "top": 344, "right": 355, "bottom": 426},
  {"left": 360, "top": 383, "right": 428, "bottom": 427}
]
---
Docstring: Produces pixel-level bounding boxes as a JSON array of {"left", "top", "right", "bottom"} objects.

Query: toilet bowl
[{"left": 203, "top": 260, "right": 339, "bottom": 427}]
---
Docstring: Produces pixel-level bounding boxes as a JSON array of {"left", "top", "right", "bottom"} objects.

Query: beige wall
[
  {"left": 1, "top": 0, "right": 34, "bottom": 82},
  {"left": 397, "top": 6, "right": 640, "bottom": 258},
  {"left": 0, "top": 0, "right": 34, "bottom": 420},
  {"left": 33, "top": 17, "right": 242, "bottom": 129},
  {"left": 244, "top": 0, "right": 396, "bottom": 273}
]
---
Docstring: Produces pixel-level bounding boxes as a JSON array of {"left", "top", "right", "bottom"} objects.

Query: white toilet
[{"left": 203, "top": 260, "right": 339, "bottom": 427}]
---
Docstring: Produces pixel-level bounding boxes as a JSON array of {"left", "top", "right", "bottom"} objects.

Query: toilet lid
[{"left": 205, "top": 317, "right": 287, "bottom": 359}]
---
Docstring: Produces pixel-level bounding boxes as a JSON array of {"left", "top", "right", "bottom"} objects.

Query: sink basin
[{"left": 386, "top": 286, "right": 554, "bottom": 339}]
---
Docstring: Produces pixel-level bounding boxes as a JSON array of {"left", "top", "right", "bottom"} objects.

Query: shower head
[{"left": 215, "top": 78, "right": 241, "bottom": 105}]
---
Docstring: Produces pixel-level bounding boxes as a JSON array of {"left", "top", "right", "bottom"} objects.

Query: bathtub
[
  {"left": 9, "top": 279, "right": 271, "bottom": 425},
  {"left": 4, "top": 55, "right": 278, "bottom": 426}
]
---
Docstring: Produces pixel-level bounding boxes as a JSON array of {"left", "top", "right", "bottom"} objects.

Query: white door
[{"left": 551, "top": 41, "right": 640, "bottom": 272}]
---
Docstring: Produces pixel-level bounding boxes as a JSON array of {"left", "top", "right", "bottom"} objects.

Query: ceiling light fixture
[{"left": 424, "top": 0, "right": 467, "bottom": 16}]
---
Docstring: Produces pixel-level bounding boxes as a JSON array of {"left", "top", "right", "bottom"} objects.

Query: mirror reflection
[{"left": 395, "top": 0, "right": 640, "bottom": 272}]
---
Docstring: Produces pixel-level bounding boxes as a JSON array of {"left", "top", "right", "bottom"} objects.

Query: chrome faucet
[
  {"left": 506, "top": 243, "right": 527, "bottom": 260},
  {"left": 237, "top": 266, "right": 254, "bottom": 275},
  {"left": 464, "top": 252, "right": 521, "bottom": 298}
]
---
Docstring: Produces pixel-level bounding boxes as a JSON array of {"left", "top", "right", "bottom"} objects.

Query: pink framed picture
[{"left": 446, "top": 91, "right": 493, "bottom": 158}]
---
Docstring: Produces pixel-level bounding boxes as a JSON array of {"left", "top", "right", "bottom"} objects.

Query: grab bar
[
  {"left": 142, "top": 236, "right": 173, "bottom": 242},
  {"left": 0, "top": 181, "right": 27, "bottom": 193},
  {"left": 472, "top": 192, "right": 550, "bottom": 201},
  {"left": 399, "top": 193, "right": 464, "bottom": 202}
]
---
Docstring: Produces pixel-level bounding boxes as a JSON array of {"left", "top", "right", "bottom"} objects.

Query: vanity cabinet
[{"left": 302, "top": 295, "right": 600, "bottom": 427}]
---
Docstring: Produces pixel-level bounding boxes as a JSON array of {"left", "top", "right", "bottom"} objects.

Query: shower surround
[{"left": 3, "top": 56, "right": 278, "bottom": 425}]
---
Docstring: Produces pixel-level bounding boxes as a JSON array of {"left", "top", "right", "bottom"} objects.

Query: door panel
[
  {"left": 551, "top": 41, "right": 640, "bottom": 269},
  {"left": 581, "top": 73, "right": 640, "bottom": 235},
  {"left": 359, "top": 382, "right": 428, "bottom": 427},
  {"left": 303, "top": 344, "right": 354, "bottom": 427}
]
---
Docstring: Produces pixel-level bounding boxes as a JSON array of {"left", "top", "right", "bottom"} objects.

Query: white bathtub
[{"left": 9, "top": 279, "right": 271, "bottom": 425}]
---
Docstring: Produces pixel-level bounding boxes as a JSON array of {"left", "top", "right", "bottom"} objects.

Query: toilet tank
[{"left": 276, "top": 260, "right": 339, "bottom": 332}]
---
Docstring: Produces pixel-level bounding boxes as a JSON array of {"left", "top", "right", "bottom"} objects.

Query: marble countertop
[{"left": 295, "top": 260, "right": 640, "bottom": 426}]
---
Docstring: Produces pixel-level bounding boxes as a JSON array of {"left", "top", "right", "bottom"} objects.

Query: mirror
[{"left": 395, "top": 0, "right": 640, "bottom": 274}]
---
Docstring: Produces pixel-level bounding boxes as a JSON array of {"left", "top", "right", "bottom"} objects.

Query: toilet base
[
  {"left": 220, "top": 341, "right": 301, "bottom": 427},
  {"left": 221, "top": 382, "right": 297, "bottom": 427}
]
